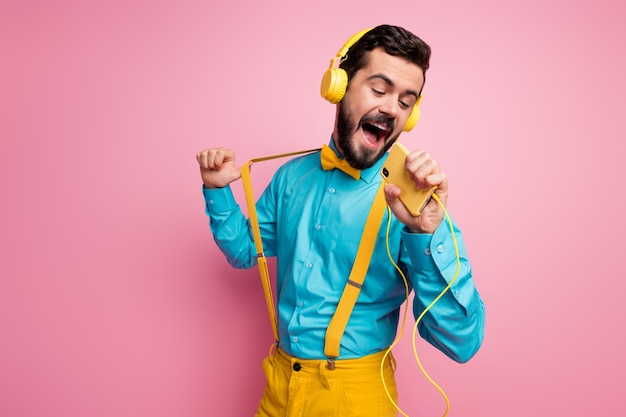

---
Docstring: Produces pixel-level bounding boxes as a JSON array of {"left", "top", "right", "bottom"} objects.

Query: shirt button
[
  {"left": 437, "top": 244, "right": 444, "bottom": 253},
  {"left": 424, "top": 248, "right": 431, "bottom": 255},
  {"left": 306, "top": 263, "right": 313, "bottom": 269},
  {"left": 293, "top": 362, "right": 302, "bottom": 372},
  {"left": 315, "top": 224, "right": 322, "bottom": 230},
  {"left": 293, "top": 336, "right": 299, "bottom": 343},
  {"left": 208, "top": 200, "right": 215, "bottom": 205},
  {"left": 329, "top": 187, "right": 336, "bottom": 193}
]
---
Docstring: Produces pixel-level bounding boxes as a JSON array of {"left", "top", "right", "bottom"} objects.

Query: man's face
[{"left": 333, "top": 48, "right": 424, "bottom": 170}]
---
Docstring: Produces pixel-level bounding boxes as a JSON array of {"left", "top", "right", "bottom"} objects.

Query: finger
[
  {"left": 383, "top": 183, "right": 402, "bottom": 202},
  {"left": 427, "top": 171, "right": 447, "bottom": 192},
  {"left": 410, "top": 160, "right": 439, "bottom": 189},
  {"left": 198, "top": 149, "right": 219, "bottom": 170},
  {"left": 429, "top": 173, "right": 448, "bottom": 207},
  {"left": 196, "top": 150, "right": 209, "bottom": 168},
  {"left": 209, "top": 149, "right": 228, "bottom": 170},
  {"left": 405, "top": 149, "right": 433, "bottom": 170},
  {"left": 213, "top": 148, "right": 237, "bottom": 168},
  {"left": 405, "top": 151, "right": 437, "bottom": 186},
  {"left": 196, "top": 150, "right": 207, "bottom": 165},
  {"left": 384, "top": 183, "right": 413, "bottom": 214},
  {"left": 384, "top": 184, "right": 404, "bottom": 212},
  {"left": 206, "top": 150, "right": 219, "bottom": 169}
]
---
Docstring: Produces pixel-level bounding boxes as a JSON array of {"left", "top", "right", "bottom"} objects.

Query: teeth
[{"left": 373, "top": 123, "right": 388, "bottom": 132}]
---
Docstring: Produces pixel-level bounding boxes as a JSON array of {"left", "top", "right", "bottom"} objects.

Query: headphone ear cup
[
  {"left": 320, "top": 67, "right": 348, "bottom": 104},
  {"left": 403, "top": 104, "right": 421, "bottom": 132}
]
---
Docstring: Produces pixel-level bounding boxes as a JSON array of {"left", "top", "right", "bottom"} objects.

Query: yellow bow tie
[{"left": 320, "top": 144, "right": 361, "bottom": 180}]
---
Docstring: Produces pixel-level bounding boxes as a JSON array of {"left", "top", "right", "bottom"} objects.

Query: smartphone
[{"left": 380, "top": 143, "right": 437, "bottom": 216}]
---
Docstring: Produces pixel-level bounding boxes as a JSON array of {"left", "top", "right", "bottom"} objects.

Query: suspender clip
[{"left": 326, "top": 356, "right": 337, "bottom": 370}]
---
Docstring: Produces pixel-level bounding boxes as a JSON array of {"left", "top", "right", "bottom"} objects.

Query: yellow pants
[{"left": 255, "top": 347, "right": 399, "bottom": 417}]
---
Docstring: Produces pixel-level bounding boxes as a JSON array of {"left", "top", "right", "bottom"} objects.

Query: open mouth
[{"left": 361, "top": 122, "right": 391, "bottom": 148}]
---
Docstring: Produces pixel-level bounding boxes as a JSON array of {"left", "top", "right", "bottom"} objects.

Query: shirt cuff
[
  {"left": 202, "top": 185, "right": 238, "bottom": 214},
  {"left": 401, "top": 220, "right": 463, "bottom": 276},
  {"left": 402, "top": 220, "right": 474, "bottom": 309},
  {"left": 401, "top": 227, "right": 437, "bottom": 271}
]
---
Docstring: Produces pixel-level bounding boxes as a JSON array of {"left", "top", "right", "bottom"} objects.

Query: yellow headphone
[{"left": 320, "top": 28, "right": 422, "bottom": 132}]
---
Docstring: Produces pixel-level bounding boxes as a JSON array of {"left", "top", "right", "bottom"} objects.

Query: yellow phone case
[{"left": 380, "top": 143, "right": 437, "bottom": 216}]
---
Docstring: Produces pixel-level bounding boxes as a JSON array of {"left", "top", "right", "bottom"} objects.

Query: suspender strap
[
  {"left": 241, "top": 149, "right": 387, "bottom": 365},
  {"left": 240, "top": 149, "right": 320, "bottom": 344},
  {"left": 323, "top": 180, "right": 387, "bottom": 368}
]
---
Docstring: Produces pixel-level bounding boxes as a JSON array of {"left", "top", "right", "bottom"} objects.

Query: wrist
[
  {"left": 408, "top": 219, "right": 441, "bottom": 234},
  {"left": 203, "top": 182, "right": 219, "bottom": 189}
]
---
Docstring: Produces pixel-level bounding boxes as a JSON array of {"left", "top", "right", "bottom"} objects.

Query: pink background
[{"left": 2, "top": 0, "right": 625, "bottom": 416}]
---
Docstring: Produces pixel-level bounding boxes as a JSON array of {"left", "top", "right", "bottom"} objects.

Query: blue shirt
[{"left": 203, "top": 142, "right": 485, "bottom": 362}]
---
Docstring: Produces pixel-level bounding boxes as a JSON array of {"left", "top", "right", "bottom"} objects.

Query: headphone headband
[{"left": 335, "top": 27, "right": 373, "bottom": 61}]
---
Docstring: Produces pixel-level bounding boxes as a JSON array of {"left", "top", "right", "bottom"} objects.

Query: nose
[{"left": 378, "top": 95, "right": 399, "bottom": 119}]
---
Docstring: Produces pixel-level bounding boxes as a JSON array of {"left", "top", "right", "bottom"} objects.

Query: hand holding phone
[{"left": 380, "top": 143, "right": 437, "bottom": 217}]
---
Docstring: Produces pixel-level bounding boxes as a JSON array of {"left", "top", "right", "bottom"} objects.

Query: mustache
[{"left": 359, "top": 114, "right": 395, "bottom": 132}]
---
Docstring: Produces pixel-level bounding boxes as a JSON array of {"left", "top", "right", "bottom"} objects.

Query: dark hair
[{"left": 340, "top": 24, "right": 431, "bottom": 92}]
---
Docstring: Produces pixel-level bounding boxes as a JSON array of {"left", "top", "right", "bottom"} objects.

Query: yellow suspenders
[
  {"left": 240, "top": 149, "right": 319, "bottom": 344},
  {"left": 240, "top": 149, "right": 387, "bottom": 368},
  {"left": 323, "top": 182, "right": 386, "bottom": 368}
]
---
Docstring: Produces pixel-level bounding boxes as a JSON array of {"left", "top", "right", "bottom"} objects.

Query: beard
[{"left": 335, "top": 102, "right": 399, "bottom": 170}]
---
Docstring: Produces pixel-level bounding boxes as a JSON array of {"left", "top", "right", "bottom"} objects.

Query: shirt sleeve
[
  {"left": 401, "top": 217, "right": 485, "bottom": 363},
  {"left": 202, "top": 185, "right": 258, "bottom": 269}
]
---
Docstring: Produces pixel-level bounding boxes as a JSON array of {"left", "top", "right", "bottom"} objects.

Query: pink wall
[{"left": 2, "top": 0, "right": 625, "bottom": 416}]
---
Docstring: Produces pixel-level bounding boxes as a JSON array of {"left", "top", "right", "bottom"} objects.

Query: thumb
[{"left": 383, "top": 184, "right": 407, "bottom": 214}]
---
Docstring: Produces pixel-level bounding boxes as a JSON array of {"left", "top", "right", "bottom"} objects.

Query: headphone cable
[{"left": 381, "top": 193, "right": 461, "bottom": 417}]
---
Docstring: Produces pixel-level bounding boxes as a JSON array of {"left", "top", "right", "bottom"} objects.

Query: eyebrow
[{"left": 367, "top": 73, "right": 420, "bottom": 100}]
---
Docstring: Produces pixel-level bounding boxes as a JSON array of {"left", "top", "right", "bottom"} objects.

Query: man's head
[{"left": 331, "top": 25, "right": 431, "bottom": 169}]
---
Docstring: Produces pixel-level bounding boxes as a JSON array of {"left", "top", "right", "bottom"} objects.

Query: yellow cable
[
  {"left": 381, "top": 193, "right": 461, "bottom": 417},
  {"left": 381, "top": 206, "right": 411, "bottom": 417}
]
